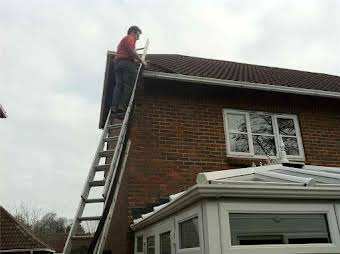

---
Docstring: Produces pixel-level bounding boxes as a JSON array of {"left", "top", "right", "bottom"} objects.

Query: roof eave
[
  {"left": 130, "top": 184, "right": 340, "bottom": 231},
  {"left": 143, "top": 71, "right": 340, "bottom": 100},
  {"left": 99, "top": 51, "right": 115, "bottom": 129}
]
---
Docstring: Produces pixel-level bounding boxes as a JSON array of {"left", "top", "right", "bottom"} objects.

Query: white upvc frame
[
  {"left": 175, "top": 204, "right": 204, "bottom": 254},
  {"left": 219, "top": 201, "right": 340, "bottom": 254},
  {"left": 222, "top": 109, "right": 305, "bottom": 161},
  {"left": 135, "top": 233, "right": 144, "bottom": 254},
  {"left": 157, "top": 218, "right": 175, "bottom": 254},
  {"left": 144, "top": 229, "right": 156, "bottom": 254},
  {"left": 135, "top": 217, "right": 175, "bottom": 254}
]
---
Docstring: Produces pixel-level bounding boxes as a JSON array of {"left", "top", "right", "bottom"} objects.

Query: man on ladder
[{"left": 112, "top": 26, "right": 147, "bottom": 116}]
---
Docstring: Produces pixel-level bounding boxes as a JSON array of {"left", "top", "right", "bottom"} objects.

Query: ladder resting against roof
[{"left": 63, "top": 39, "right": 150, "bottom": 254}]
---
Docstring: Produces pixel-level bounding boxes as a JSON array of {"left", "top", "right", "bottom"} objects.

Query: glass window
[
  {"left": 225, "top": 110, "right": 303, "bottom": 159},
  {"left": 136, "top": 236, "right": 143, "bottom": 252},
  {"left": 179, "top": 217, "right": 200, "bottom": 249},
  {"left": 277, "top": 118, "right": 299, "bottom": 156},
  {"left": 160, "top": 231, "right": 171, "bottom": 254},
  {"left": 229, "top": 213, "right": 331, "bottom": 246},
  {"left": 227, "top": 113, "right": 250, "bottom": 153},
  {"left": 147, "top": 236, "right": 155, "bottom": 254}
]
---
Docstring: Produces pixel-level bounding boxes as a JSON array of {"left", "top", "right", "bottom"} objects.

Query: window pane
[
  {"left": 137, "top": 236, "right": 143, "bottom": 252},
  {"left": 180, "top": 217, "right": 200, "bottom": 249},
  {"left": 230, "top": 134, "right": 250, "bottom": 153},
  {"left": 253, "top": 135, "right": 276, "bottom": 156},
  {"left": 250, "top": 114, "right": 273, "bottom": 134},
  {"left": 229, "top": 213, "right": 331, "bottom": 246},
  {"left": 282, "top": 137, "right": 299, "bottom": 155},
  {"left": 147, "top": 236, "right": 155, "bottom": 254},
  {"left": 277, "top": 118, "right": 296, "bottom": 135},
  {"left": 227, "top": 114, "right": 247, "bottom": 132},
  {"left": 160, "top": 232, "right": 171, "bottom": 254}
]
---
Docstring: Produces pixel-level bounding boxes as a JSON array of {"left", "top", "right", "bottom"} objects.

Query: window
[
  {"left": 147, "top": 236, "right": 155, "bottom": 254},
  {"left": 179, "top": 217, "right": 200, "bottom": 249},
  {"left": 136, "top": 236, "right": 143, "bottom": 253},
  {"left": 229, "top": 213, "right": 331, "bottom": 246},
  {"left": 160, "top": 231, "right": 171, "bottom": 254},
  {"left": 223, "top": 109, "right": 304, "bottom": 159}
]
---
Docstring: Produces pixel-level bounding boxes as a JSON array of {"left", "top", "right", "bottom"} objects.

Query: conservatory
[{"left": 131, "top": 163, "right": 340, "bottom": 254}]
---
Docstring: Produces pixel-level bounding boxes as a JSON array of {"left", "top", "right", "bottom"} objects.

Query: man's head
[{"left": 127, "top": 25, "right": 142, "bottom": 40}]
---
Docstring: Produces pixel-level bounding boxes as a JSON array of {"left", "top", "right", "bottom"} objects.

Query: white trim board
[
  {"left": 131, "top": 184, "right": 340, "bottom": 231},
  {"left": 143, "top": 71, "right": 340, "bottom": 99}
]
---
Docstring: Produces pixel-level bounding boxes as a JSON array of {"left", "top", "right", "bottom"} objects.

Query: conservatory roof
[{"left": 131, "top": 163, "right": 340, "bottom": 231}]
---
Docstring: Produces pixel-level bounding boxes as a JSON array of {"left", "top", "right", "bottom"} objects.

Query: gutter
[
  {"left": 131, "top": 183, "right": 340, "bottom": 231},
  {"left": 143, "top": 71, "right": 340, "bottom": 99}
]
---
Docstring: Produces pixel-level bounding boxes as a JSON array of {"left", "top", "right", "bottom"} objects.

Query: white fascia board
[
  {"left": 143, "top": 71, "right": 340, "bottom": 99},
  {"left": 196, "top": 164, "right": 280, "bottom": 184},
  {"left": 130, "top": 184, "right": 340, "bottom": 231}
]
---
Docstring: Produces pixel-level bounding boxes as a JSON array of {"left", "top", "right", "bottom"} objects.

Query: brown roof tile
[
  {"left": 145, "top": 54, "right": 340, "bottom": 93},
  {"left": 0, "top": 206, "right": 54, "bottom": 252}
]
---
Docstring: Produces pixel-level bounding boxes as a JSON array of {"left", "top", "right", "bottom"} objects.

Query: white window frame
[
  {"left": 223, "top": 109, "right": 305, "bottom": 161},
  {"left": 135, "top": 234, "right": 144, "bottom": 254},
  {"left": 134, "top": 217, "right": 175, "bottom": 254},
  {"left": 146, "top": 234, "right": 156, "bottom": 254},
  {"left": 175, "top": 205, "right": 204, "bottom": 254},
  {"left": 219, "top": 201, "right": 340, "bottom": 254}
]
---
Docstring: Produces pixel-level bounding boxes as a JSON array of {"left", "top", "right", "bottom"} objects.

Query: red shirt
[{"left": 115, "top": 34, "right": 136, "bottom": 60}]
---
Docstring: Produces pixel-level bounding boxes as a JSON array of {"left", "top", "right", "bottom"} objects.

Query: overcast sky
[{"left": 1, "top": 0, "right": 339, "bottom": 219}]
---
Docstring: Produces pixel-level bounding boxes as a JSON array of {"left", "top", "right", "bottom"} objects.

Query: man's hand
[{"left": 141, "top": 59, "right": 147, "bottom": 67}]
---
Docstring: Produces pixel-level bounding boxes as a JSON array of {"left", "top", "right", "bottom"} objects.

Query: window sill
[{"left": 226, "top": 155, "right": 305, "bottom": 167}]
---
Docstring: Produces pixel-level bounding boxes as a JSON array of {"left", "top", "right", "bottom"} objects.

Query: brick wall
[{"left": 108, "top": 78, "right": 340, "bottom": 253}]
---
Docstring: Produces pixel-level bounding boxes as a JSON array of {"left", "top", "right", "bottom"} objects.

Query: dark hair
[{"left": 127, "top": 26, "right": 142, "bottom": 35}]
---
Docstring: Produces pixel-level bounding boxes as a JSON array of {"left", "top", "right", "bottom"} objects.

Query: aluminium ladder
[{"left": 63, "top": 39, "right": 149, "bottom": 254}]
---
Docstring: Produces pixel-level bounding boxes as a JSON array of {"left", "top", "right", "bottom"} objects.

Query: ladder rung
[
  {"left": 99, "top": 150, "right": 114, "bottom": 157},
  {"left": 94, "top": 164, "right": 110, "bottom": 172},
  {"left": 79, "top": 216, "right": 101, "bottom": 221},
  {"left": 103, "top": 136, "right": 119, "bottom": 142},
  {"left": 107, "top": 124, "right": 122, "bottom": 130},
  {"left": 72, "top": 235, "right": 94, "bottom": 240},
  {"left": 84, "top": 198, "right": 105, "bottom": 203},
  {"left": 89, "top": 180, "right": 106, "bottom": 187}
]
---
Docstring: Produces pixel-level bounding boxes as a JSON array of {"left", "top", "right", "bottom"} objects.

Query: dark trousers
[{"left": 112, "top": 60, "right": 137, "bottom": 110}]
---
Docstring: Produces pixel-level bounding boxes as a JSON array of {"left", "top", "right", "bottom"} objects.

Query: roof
[
  {"left": 0, "top": 104, "right": 7, "bottom": 118},
  {"left": 0, "top": 206, "right": 55, "bottom": 252},
  {"left": 131, "top": 163, "right": 340, "bottom": 231},
  {"left": 99, "top": 53, "right": 340, "bottom": 128},
  {"left": 145, "top": 54, "right": 340, "bottom": 94}
]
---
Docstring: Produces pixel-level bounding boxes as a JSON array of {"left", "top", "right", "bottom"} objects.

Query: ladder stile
[
  {"left": 96, "top": 140, "right": 132, "bottom": 253},
  {"left": 102, "top": 39, "right": 149, "bottom": 200},
  {"left": 63, "top": 110, "right": 113, "bottom": 254},
  {"left": 63, "top": 40, "right": 149, "bottom": 254}
]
